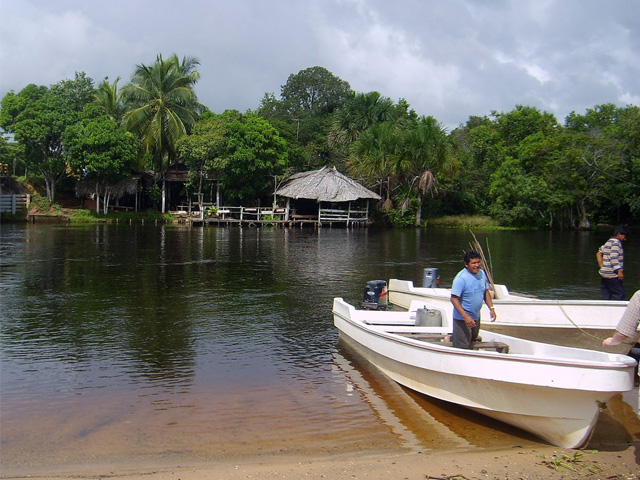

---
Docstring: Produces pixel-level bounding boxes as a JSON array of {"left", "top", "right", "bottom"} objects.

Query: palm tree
[
  {"left": 94, "top": 77, "right": 126, "bottom": 125},
  {"left": 349, "top": 121, "right": 402, "bottom": 208},
  {"left": 329, "top": 91, "right": 395, "bottom": 147},
  {"left": 398, "top": 116, "right": 457, "bottom": 225},
  {"left": 122, "top": 54, "right": 202, "bottom": 211}
]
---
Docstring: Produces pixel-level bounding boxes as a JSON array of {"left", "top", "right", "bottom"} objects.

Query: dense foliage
[{"left": 1, "top": 58, "right": 638, "bottom": 228}]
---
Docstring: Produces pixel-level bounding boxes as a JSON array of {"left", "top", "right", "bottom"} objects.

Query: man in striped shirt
[{"left": 597, "top": 225, "right": 630, "bottom": 300}]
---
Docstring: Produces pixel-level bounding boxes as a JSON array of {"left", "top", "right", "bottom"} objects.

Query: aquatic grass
[
  {"left": 539, "top": 450, "right": 603, "bottom": 474},
  {"left": 427, "top": 215, "right": 505, "bottom": 229}
]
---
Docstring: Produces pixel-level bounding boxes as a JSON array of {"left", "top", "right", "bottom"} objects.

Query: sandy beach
[
  {"left": 2, "top": 380, "right": 639, "bottom": 480},
  {"left": 2, "top": 443, "right": 638, "bottom": 480}
]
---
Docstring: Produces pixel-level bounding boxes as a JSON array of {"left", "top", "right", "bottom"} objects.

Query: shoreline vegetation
[
  {"left": 1, "top": 180, "right": 622, "bottom": 230},
  {"left": 1, "top": 203, "right": 512, "bottom": 229},
  {"left": 2, "top": 63, "right": 638, "bottom": 232},
  {"left": 3, "top": 204, "right": 618, "bottom": 231}
]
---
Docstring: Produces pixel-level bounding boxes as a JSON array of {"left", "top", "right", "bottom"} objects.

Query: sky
[{"left": 1, "top": 0, "right": 639, "bottom": 130}]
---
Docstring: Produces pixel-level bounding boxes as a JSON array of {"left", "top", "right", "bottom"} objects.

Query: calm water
[{"left": 1, "top": 223, "right": 639, "bottom": 474}]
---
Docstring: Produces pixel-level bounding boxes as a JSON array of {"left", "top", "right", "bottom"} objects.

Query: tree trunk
[
  {"left": 415, "top": 195, "right": 423, "bottom": 226},
  {"left": 577, "top": 199, "right": 591, "bottom": 230},
  {"left": 161, "top": 179, "right": 166, "bottom": 213},
  {"left": 43, "top": 173, "right": 56, "bottom": 203}
]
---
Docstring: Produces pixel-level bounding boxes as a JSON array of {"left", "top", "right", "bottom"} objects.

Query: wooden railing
[
  {"left": 171, "top": 204, "right": 370, "bottom": 224},
  {"left": 0, "top": 194, "right": 30, "bottom": 214},
  {"left": 319, "top": 208, "right": 369, "bottom": 224}
]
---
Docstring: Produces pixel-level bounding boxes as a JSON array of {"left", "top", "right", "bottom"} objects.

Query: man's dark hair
[
  {"left": 464, "top": 249, "right": 481, "bottom": 264},
  {"left": 614, "top": 225, "right": 631, "bottom": 236}
]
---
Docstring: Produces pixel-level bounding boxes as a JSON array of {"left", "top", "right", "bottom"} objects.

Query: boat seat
[
  {"left": 437, "top": 341, "right": 510, "bottom": 353},
  {"left": 471, "top": 341, "right": 510, "bottom": 353},
  {"left": 398, "top": 333, "right": 510, "bottom": 353},
  {"left": 397, "top": 333, "right": 448, "bottom": 341}
]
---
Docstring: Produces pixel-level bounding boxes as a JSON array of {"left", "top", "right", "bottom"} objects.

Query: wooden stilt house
[{"left": 275, "top": 167, "right": 381, "bottom": 226}]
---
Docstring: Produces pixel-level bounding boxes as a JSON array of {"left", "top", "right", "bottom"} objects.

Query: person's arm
[
  {"left": 602, "top": 331, "right": 629, "bottom": 346},
  {"left": 451, "top": 295, "right": 475, "bottom": 328},
  {"left": 484, "top": 290, "right": 497, "bottom": 321}
]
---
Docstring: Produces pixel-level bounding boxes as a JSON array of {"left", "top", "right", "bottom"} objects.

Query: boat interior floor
[{"left": 396, "top": 333, "right": 510, "bottom": 353}]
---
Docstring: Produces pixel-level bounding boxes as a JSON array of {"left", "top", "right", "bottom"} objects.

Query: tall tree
[
  {"left": 216, "top": 112, "right": 289, "bottom": 202},
  {"left": 397, "top": 116, "right": 456, "bottom": 225},
  {"left": 0, "top": 73, "right": 95, "bottom": 202},
  {"left": 280, "top": 66, "right": 352, "bottom": 118},
  {"left": 177, "top": 114, "right": 227, "bottom": 206},
  {"left": 566, "top": 104, "right": 640, "bottom": 224},
  {"left": 94, "top": 77, "right": 126, "bottom": 125},
  {"left": 348, "top": 121, "right": 401, "bottom": 208},
  {"left": 276, "top": 66, "right": 353, "bottom": 169},
  {"left": 122, "top": 54, "right": 202, "bottom": 211},
  {"left": 63, "top": 106, "right": 138, "bottom": 214},
  {"left": 328, "top": 91, "right": 395, "bottom": 147}
]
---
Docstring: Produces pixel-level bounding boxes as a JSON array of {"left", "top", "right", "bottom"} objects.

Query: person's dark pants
[
  {"left": 452, "top": 318, "right": 480, "bottom": 349},
  {"left": 601, "top": 277, "right": 625, "bottom": 300}
]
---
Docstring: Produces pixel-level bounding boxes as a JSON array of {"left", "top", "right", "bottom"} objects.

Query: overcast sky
[{"left": 1, "top": 0, "right": 638, "bottom": 129}]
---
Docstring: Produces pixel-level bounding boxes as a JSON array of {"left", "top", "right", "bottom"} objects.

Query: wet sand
[
  {"left": 2, "top": 443, "right": 639, "bottom": 480},
  {"left": 3, "top": 388, "right": 639, "bottom": 480},
  {"left": 2, "top": 346, "right": 639, "bottom": 479}
]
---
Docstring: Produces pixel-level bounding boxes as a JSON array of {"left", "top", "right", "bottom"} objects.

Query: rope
[
  {"left": 557, "top": 302, "right": 635, "bottom": 345},
  {"left": 467, "top": 230, "right": 631, "bottom": 346}
]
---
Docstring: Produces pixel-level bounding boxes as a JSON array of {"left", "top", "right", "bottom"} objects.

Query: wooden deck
[{"left": 171, "top": 205, "right": 372, "bottom": 227}]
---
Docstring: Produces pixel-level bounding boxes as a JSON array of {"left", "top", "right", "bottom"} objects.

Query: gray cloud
[{"left": 1, "top": 0, "right": 638, "bottom": 129}]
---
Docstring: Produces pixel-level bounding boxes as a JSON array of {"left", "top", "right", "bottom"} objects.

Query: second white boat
[{"left": 387, "top": 279, "right": 631, "bottom": 353}]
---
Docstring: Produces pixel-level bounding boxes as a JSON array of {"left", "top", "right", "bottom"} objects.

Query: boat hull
[
  {"left": 388, "top": 279, "right": 630, "bottom": 353},
  {"left": 333, "top": 298, "right": 636, "bottom": 448}
]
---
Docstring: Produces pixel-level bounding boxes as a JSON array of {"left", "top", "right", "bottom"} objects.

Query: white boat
[
  {"left": 333, "top": 297, "right": 636, "bottom": 448},
  {"left": 388, "top": 279, "right": 631, "bottom": 353}
]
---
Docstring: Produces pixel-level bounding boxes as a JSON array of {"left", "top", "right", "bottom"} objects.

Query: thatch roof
[
  {"left": 275, "top": 167, "right": 381, "bottom": 203},
  {"left": 76, "top": 175, "right": 143, "bottom": 198}
]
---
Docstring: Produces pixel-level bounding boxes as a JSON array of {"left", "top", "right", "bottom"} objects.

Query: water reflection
[{"left": 1, "top": 223, "right": 639, "bottom": 473}]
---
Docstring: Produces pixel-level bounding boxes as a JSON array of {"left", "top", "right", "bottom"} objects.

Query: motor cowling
[
  {"left": 422, "top": 268, "right": 440, "bottom": 288},
  {"left": 362, "top": 280, "right": 388, "bottom": 310}
]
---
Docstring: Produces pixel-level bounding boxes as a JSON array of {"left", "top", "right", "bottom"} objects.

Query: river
[{"left": 1, "top": 223, "right": 638, "bottom": 474}]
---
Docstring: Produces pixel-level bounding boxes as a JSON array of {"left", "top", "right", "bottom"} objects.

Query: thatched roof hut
[
  {"left": 275, "top": 166, "right": 380, "bottom": 202},
  {"left": 275, "top": 167, "right": 380, "bottom": 225}
]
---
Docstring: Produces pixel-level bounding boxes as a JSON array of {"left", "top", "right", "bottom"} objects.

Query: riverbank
[{"left": 3, "top": 444, "right": 638, "bottom": 480}]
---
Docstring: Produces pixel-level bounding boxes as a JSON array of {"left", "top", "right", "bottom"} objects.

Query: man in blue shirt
[{"left": 450, "top": 250, "right": 496, "bottom": 349}]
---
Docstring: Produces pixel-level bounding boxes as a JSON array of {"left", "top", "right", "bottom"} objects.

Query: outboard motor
[
  {"left": 422, "top": 268, "right": 440, "bottom": 288},
  {"left": 362, "top": 280, "right": 388, "bottom": 310}
]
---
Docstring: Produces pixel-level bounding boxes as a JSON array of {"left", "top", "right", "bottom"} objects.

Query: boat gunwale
[
  {"left": 333, "top": 303, "right": 636, "bottom": 371},
  {"left": 387, "top": 279, "right": 630, "bottom": 308}
]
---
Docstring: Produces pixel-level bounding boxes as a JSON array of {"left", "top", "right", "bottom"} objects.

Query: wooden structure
[
  {"left": 0, "top": 193, "right": 30, "bottom": 215},
  {"left": 274, "top": 166, "right": 381, "bottom": 226},
  {"left": 173, "top": 167, "right": 381, "bottom": 227}
]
